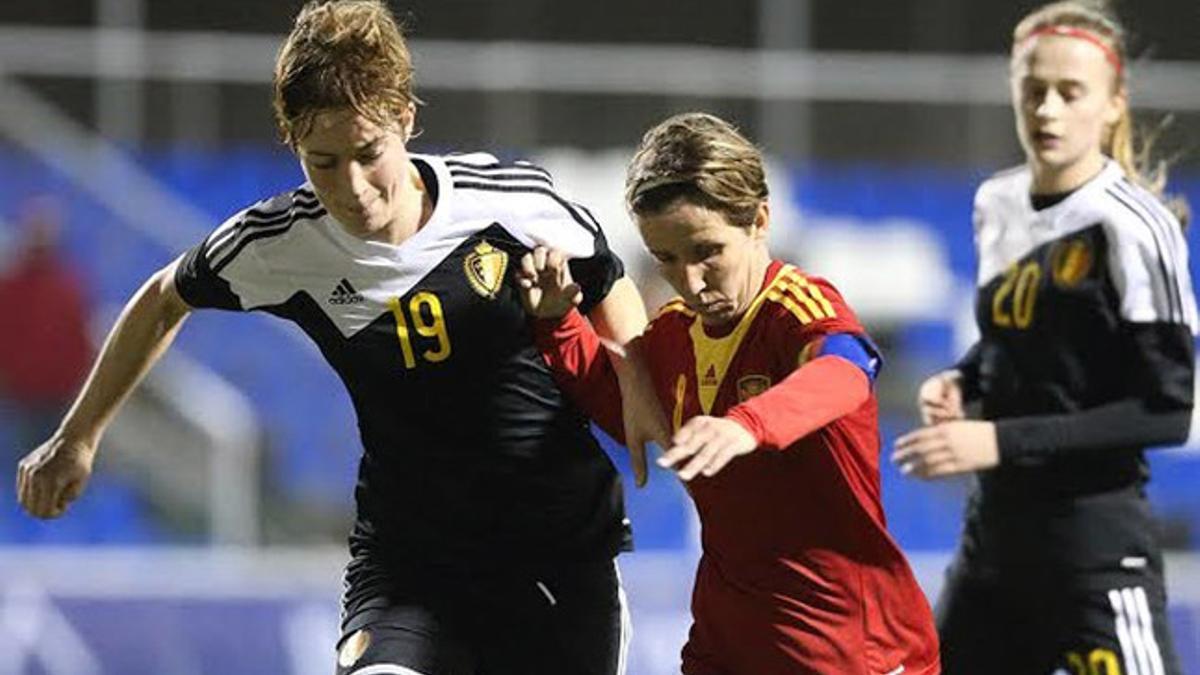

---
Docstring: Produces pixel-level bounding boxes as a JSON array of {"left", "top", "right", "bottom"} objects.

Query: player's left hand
[
  {"left": 658, "top": 415, "right": 757, "bottom": 481},
  {"left": 891, "top": 420, "right": 999, "bottom": 479}
]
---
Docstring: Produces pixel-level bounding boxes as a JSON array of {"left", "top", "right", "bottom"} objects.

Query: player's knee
[
  {"left": 345, "top": 665, "right": 429, "bottom": 675},
  {"left": 337, "top": 628, "right": 432, "bottom": 675},
  {"left": 345, "top": 666, "right": 429, "bottom": 675}
]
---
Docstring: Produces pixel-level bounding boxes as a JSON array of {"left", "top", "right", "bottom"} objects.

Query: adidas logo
[{"left": 328, "top": 278, "right": 365, "bottom": 305}]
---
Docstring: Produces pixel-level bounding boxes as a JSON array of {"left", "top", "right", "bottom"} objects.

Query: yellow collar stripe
[
  {"left": 688, "top": 265, "right": 795, "bottom": 414},
  {"left": 656, "top": 298, "right": 695, "bottom": 319}
]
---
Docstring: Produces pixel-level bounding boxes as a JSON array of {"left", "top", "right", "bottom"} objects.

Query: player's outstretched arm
[
  {"left": 661, "top": 354, "right": 873, "bottom": 481},
  {"left": 17, "top": 257, "right": 193, "bottom": 519}
]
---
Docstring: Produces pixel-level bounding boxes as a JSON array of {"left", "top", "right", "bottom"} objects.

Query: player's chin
[
  {"left": 1028, "top": 146, "right": 1079, "bottom": 173},
  {"left": 696, "top": 303, "right": 737, "bottom": 324},
  {"left": 332, "top": 211, "right": 367, "bottom": 233}
]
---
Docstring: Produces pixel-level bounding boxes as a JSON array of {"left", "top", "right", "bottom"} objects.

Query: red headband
[{"left": 1017, "top": 25, "right": 1123, "bottom": 76}]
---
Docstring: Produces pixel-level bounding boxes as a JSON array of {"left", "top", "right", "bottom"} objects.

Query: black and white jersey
[
  {"left": 957, "top": 160, "right": 1196, "bottom": 570},
  {"left": 176, "top": 152, "right": 630, "bottom": 568}
]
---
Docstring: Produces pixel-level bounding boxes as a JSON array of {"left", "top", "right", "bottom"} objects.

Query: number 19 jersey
[{"left": 175, "top": 152, "right": 631, "bottom": 569}]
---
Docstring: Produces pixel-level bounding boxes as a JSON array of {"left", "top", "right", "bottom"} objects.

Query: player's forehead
[
  {"left": 297, "top": 109, "right": 394, "bottom": 155},
  {"left": 637, "top": 202, "right": 743, "bottom": 251},
  {"left": 1013, "top": 36, "right": 1113, "bottom": 86}
]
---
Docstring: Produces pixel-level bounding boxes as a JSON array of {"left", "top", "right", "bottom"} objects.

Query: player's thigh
[
  {"left": 1054, "top": 572, "right": 1182, "bottom": 675},
  {"left": 334, "top": 603, "right": 476, "bottom": 675},
  {"left": 476, "top": 558, "right": 628, "bottom": 675},
  {"left": 935, "top": 565, "right": 1052, "bottom": 675}
]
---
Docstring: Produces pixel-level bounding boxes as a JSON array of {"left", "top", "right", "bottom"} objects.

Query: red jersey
[
  {"left": 0, "top": 251, "right": 92, "bottom": 404},
  {"left": 536, "top": 261, "right": 938, "bottom": 675}
]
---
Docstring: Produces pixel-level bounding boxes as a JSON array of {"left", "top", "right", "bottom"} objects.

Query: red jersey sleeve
[
  {"left": 531, "top": 309, "right": 627, "bottom": 442},
  {"left": 725, "top": 273, "right": 876, "bottom": 451},
  {"left": 725, "top": 356, "right": 870, "bottom": 450}
]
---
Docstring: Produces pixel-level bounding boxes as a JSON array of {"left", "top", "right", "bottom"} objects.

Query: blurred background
[{"left": 0, "top": 1, "right": 1197, "bottom": 673}]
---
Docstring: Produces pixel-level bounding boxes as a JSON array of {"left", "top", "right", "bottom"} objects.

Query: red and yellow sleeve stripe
[{"left": 766, "top": 270, "right": 837, "bottom": 325}]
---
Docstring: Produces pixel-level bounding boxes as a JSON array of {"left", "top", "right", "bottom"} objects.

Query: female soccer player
[
  {"left": 893, "top": 3, "right": 1195, "bottom": 673},
  {"left": 15, "top": 2, "right": 668, "bottom": 673},
  {"left": 520, "top": 112, "right": 939, "bottom": 675}
]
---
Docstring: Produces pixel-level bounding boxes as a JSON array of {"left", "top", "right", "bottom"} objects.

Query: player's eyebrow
[
  {"left": 1022, "top": 74, "right": 1087, "bottom": 89},
  {"left": 306, "top": 136, "right": 384, "bottom": 158}
]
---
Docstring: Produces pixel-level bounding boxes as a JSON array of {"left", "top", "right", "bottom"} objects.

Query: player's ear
[
  {"left": 1103, "top": 85, "right": 1126, "bottom": 127},
  {"left": 750, "top": 201, "right": 770, "bottom": 241},
  {"left": 401, "top": 103, "right": 417, "bottom": 142}
]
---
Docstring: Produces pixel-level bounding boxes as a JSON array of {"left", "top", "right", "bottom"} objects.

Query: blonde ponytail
[{"left": 1107, "top": 109, "right": 1190, "bottom": 228}]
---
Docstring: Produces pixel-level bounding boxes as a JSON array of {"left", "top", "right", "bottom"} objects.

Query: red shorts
[{"left": 680, "top": 556, "right": 939, "bottom": 675}]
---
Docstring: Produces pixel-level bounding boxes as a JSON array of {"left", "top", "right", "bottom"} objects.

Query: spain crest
[
  {"left": 464, "top": 240, "right": 509, "bottom": 299},
  {"left": 737, "top": 374, "right": 772, "bottom": 402},
  {"left": 1050, "top": 238, "right": 1093, "bottom": 288}
]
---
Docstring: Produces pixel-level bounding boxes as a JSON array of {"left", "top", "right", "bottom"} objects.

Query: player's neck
[
  {"left": 1029, "top": 151, "right": 1106, "bottom": 196},
  {"left": 381, "top": 162, "right": 434, "bottom": 246}
]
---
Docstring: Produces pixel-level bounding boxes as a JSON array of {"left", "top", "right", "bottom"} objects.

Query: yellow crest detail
[
  {"left": 464, "top": 241, "right": 509, "bottom": 299},
  {"left": 1050, "top": 238, "right": 1093, "bottom": 288},
  {"left": 338, "top": 629, "right": 372, "bottom": 668},
  {"left": 672, "top": 374, "right": 688, "bottom": 432},
  {"left": 737, "top": 375, "right": 772, "bottom": 402}
]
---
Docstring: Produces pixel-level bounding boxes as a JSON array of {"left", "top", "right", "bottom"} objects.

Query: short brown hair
[
  {"left": 273, "top": 0, "right": 419, "bottom": 147},
  {"left": 625, "top": 113, "right": 768, "bottom": 229}
]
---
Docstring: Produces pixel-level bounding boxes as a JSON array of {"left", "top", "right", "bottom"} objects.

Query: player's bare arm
[{"left": 16, "top": 257, "right": 192, "bottom": 519}]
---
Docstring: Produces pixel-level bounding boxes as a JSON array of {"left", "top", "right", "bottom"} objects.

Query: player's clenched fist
[{"left": 17, "top": 435, "right": 96, "bottom": 519}]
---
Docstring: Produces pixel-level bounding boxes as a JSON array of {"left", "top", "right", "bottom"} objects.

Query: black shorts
[
  {"left": 335, "top": 556, "right": 630, "bottom": 675},
  {"left": 936, "top": 554, "right": 1181, "bottom": 675}
]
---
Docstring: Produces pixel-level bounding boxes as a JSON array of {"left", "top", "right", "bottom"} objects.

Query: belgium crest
[
  {"left": 1050, "top": 237, "right": 1093, "bottom": 288},
  {"left": 464, "top": 240, "right": 509, "bottom": 299}
]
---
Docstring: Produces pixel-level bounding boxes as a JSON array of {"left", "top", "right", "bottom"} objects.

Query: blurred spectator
[{"left": 0, "top": 196, "right": 93, "bottom": 453}]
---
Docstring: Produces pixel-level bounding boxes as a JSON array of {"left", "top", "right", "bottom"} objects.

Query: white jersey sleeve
[
  {"left": 444, "top": 152, "right": 624, "bottom": 311},
  {"left": 1099, "top": 178, "right": 1198, "bottom": 332},
  {"left": 175, "top": 186, "right": 327, "bottom": 311}
]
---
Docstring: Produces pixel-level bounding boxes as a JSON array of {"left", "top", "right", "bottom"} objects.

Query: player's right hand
[
  {"left": 658, "top": 415, "right": 756, "bottom": 481},
  {"left": 17, "top": 434, "right": 96, "bottom": 519},
  {"left": 917, "top": 370, "right": 965, "bottom": 425},
  {"left": 517, "top": 246, "right": 583, "bottom": 319}
]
